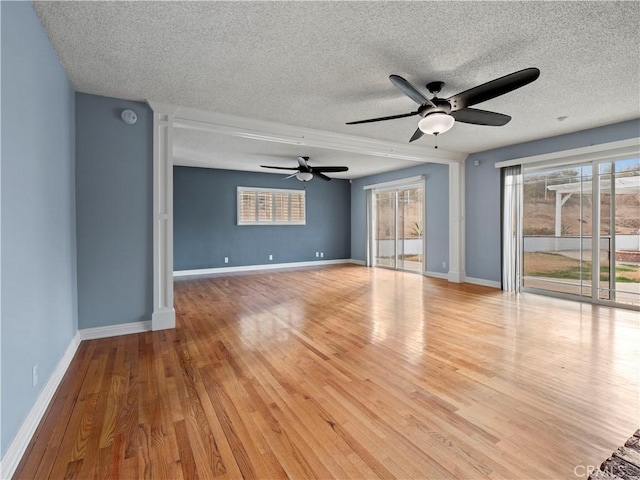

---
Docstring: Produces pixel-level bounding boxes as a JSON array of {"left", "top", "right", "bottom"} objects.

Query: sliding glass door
[
  {"left": 373, "top": 186, "right": 424, "bottom": 273},
  {"left": 598, "top": 158, "right": 640, "bottom": 305},
  {"left": 522, "top": 164, "right": 593, "bottom": 297},
  {"left": 374, "top": 192, "right": 396, "bottom": 268},
  {"left": 521, "top": 158, "right": 639, "bottom": 307}
]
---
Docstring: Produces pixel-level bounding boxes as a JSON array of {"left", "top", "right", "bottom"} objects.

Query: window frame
[{"left": 237, "top": 186, "right": 306, "bottom": 226}]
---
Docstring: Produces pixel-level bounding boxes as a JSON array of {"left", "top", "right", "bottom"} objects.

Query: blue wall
[
  {"left": 350, "top": 163, "right": 450, "bottom": 274},
  {"left": 75, "top": 93, "right": 153, "bottom": 329},
  {"left": 465, "top": 119, "right": 640, "bottom": 283},
  {"left": 464, "top": 157, "right": 501, "bottom": 282},
  {"left": 1, "top": 2, "right": 77, "bottom": 456},
  {"left": 174, "top": 166, "right": 351, "bottom": 269}
]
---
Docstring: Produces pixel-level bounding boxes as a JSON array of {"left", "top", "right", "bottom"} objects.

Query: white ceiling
[{"left": 34, "top": 1, "right": 640, "bottom": 178}]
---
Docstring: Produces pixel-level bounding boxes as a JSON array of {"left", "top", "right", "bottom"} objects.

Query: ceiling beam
[{"left": 147, "top": 101, "right": 467, "bottom": 166}]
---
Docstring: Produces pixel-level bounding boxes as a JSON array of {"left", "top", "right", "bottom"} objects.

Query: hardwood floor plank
[
  {"left": 14, "top": 342, "right": 96, "bottom": 480},
  {"left": 174, "top": 419, "right": 199, "bottom": 480},
  {"left": 173, "top": 336, "right": 227, "bottom": 478},
  {"left": 11, "top": 265, "right": 640, "bottom": 480}
]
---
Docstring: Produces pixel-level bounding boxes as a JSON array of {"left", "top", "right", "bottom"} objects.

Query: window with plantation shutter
[{"left": 237, "top": 187, "right": 306, "bottom": 225}]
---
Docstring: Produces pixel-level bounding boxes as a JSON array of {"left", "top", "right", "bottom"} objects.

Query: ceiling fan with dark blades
[
  {"left": 346, "top": 68, "right": 540, "bottom": 142},
  {"left": 260, "top": 156, "right": 348, "bottom": 182}
]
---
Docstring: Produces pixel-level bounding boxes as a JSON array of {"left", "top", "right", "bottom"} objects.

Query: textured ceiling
[{"left": 34, "top": 1, "right": 640, "bottom": 175}]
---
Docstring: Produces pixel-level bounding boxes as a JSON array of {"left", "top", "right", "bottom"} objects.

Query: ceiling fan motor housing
[
  {"left": 418, "top": 98, "right": 451, "bottom": 117},
  {"left": 431, "top": 98, "right": 451, "bottom": 114}
]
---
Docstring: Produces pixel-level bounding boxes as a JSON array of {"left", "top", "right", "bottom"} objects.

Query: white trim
[
  {"left": 448, "top": 271, "right": 466, "bottom": 283},
  {"left": 421, "top": 176, "right": 427, "bottom": 276},
  {"left": 365, "top": 188, "right": 372, "bottom": 267},
  {"left": 160, "top": 104, "right": 465, "bottom": 166},
  {"left": 174, "top": 259, "right": 354, "bottom": 277},
  {"left": 150, "top": 103, "right": 176, "bottom": 331},
  {"left": 592, "top": 166, "right": 602, "bottom": 301},
  {"left": 448, "top": 161, "right": 466, "bottom": 283},
  {"left": 0, "top": 332, "right": 81, "bottom": 480},
  {"left": 350, "top": 259, "right": 366, "bottom": 266},
  {"left": 494, "top": 138, "right": 640, "bottom": 169},
  {"left": 465, "top": 276, "right": 501, "bottom": 289},
  {"left": 237, "top": 185, "right": 304, "bottom": 195},
  {"left": 424, "top": 271, "right": 448, "bottom": 280},
  {"left": 79, "top": 321, "right": 152, "bottom": 341},
  {"left": 363, "top": 175, "right": 424, "bottom": 191}
]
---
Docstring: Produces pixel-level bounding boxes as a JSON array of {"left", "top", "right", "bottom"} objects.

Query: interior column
[
  {"left": 149, "top": 102, "right": 176, "bottom": 331},
  {"left": 448, "top": 161, "right": 466, "bottom": 283}
]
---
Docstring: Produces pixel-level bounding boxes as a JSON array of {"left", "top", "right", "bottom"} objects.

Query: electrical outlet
[
  {"left": 315, "top": 252, "right": 319, "bottom": 257},
  {"left": 269, "top": 254, "right": 273, "bottom": 261},
  {"left": 32, "top": 364, "right": 38, "bottom": 387},
  {"left": 320, "top": 252, "right": 324, "bottom": 258},
  {"left": 224, "top": 257, "right": 229, "bottom": 264},
  {"left": 442, "top": 261, "right": 447, "bottom": 269}
]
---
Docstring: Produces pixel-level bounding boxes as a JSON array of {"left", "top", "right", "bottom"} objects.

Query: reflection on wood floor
[{"left": 13, "top": 265, "right": 640, "bottom": 479}]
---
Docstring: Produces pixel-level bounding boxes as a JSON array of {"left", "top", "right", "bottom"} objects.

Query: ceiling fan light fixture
[
  {"left": 418, "top": 112, "right": 455, "bottom": 135},
  {"left": 296, "top": 171, "right": 313, "bottom": 182}
]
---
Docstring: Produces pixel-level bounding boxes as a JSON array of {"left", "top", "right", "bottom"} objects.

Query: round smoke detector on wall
[{"left": 121, "top": 109, "right": 137, "bottom": 125}]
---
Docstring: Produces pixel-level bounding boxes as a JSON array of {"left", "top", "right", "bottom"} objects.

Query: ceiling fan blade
[
  {"left": 389, "top": 75, "right": 435, "bottom": 107},
  {"left": 409, "top": 128, "right": 424, "bottom": 143},
  {"left": 451, "top": 108, "right": 511, "bottom": 126},
  {"left": 448, "top": 68, "right": 540, "bottom": 110},
  {"left": 314, "top": 172, "right": 331, "bottom": 181},
  {"left": 346, "top": 111, "right": 419, "bottom": 125},
  {"left": 312, "top": 166, "right": 349, "bottom": 173},
  {"left": 297, "top": 156, "right": 311, "bottom": 172},
  {"left": 260, "top": 165, "right": 298, "bottom": 170}
]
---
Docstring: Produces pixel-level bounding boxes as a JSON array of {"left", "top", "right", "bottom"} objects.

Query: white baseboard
[
  {"left": 151, "top": 309, "right": 175, "bottom": 332},
  {"left": 447, "top": 270, "right": 466, "bottom": 283},
  {"left": 79, "top": 320, "right": 152, "bottom": 340},
  {"left": 174, "top": 258, "right": 356, "bottom": 277},
  {"left": 349, "top": 259, "right": 366, "bottom": 266},
  {"left": 465, "top": 276, "right": 501, "bottom": 289},
  {"left": 0, "top": 332, "right": 81, "bottom": 480},
  {"left": 424, "top": 270, "right": 449, "bottom": 280}
]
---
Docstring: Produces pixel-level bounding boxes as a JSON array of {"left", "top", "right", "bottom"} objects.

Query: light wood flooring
[{"left": 13, "top": 264, "right": 640, "bottom": 479}]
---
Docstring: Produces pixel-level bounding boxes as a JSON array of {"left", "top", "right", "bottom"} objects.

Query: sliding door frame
[
  {"left": 505, "top": 140, "right": 640, "bottom": 310},
  {"left": 366, "top": 176, "right": 426, "bottom": 274}
]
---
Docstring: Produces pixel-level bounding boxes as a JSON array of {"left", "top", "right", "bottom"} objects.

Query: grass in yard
[{"left": 524, "top": 252, "right": 640, "bottom": 282}]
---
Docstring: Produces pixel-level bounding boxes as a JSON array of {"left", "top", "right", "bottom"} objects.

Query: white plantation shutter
[
  {"left": 290, "top": 193, "right": 305, "bottom": 223},
  {"left": 237, "top": 187, "right": 306, "bottom": 225},
  {"left": 257, "top": 191, "right": 272, "bottom": 222},
  {"left": 239, "top": 190, "right": 257, "bottom": 222},
  {"left": 273, "top": 192, "right": 289, "bottom": 222}
]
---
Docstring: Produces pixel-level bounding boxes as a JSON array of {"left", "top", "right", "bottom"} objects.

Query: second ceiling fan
[
  {"left": 260, "top": 156, "right": 348, "bottom": 181},
  {"left": 346, "top": 67, "right": 540, "bottom": 142}
]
